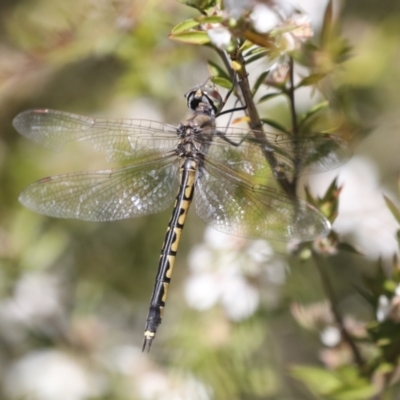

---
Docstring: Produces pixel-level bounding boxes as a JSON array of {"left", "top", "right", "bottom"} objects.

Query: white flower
[
  {"left": 4, "top": 350, "right": 103, "bottom": 400},
  {"left": 0, "top": 272, "right": 64, "bottom": 342},
  {"left": 286, "top": 13, "right": 313, "bottom": 41},
  {"left": 320, "top": 326, "right": 341, "bottom": 347},
  {"left": 220, "top": 276, "right": 260, "bottom": 321},
  {"left": 377, "top": 295, "right": 390, "bottom": 322},
  {"left": 207, "top": 27, "right": 232, "bottom": 50},
  {"left": 250, "top": 4, "right": 280, "bottom": 33},
  {"left": 184, "top": 273, "right": 220, "bottom": 311}
]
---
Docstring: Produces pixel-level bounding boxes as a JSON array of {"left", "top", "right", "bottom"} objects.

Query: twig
[
  {"left": 218, "top": 47, "right": 295, "bottom": 196},
  {"left": 286, "top": 56, "right": 300, "bottom": 190},
  {"left": 287, "top": 57, "right": 299, "bottom": 138},
  {"left": 312, "top": 251, "right": 365, "bottom": 369}
]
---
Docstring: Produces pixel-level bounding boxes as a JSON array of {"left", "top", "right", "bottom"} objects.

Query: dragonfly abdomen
[{"left": 142, "top": 158, "right": 197, "bottom": 351}]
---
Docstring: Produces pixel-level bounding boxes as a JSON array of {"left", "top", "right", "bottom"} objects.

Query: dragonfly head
[{"left": 185, "top": 84, "right": 223, "bottom": 116}]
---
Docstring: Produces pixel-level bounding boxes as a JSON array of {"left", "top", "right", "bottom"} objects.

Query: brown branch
[
  {"left": 219, "top": 46, "right": 295, "bottom": 197},
  {"left": 312, "top": 251, "right": 365, "bottom": 369}
]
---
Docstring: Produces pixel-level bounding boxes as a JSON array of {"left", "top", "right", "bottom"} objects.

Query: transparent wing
[
  {"left": 208, "top": 126, "right": 351, "bottom": 179},
  {"left": 19, "top": 154, "right": 180, "bottom": 221},
  {"left": 195, "top": 159, "right": 330, "bottom": 241},
  {"left": 13, "top": 109, "right": 179, "bottom": 162}
]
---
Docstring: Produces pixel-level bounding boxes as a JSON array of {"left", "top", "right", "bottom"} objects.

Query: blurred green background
[{"left": 1, "top": 0, "right": 400, "bottom": 399}]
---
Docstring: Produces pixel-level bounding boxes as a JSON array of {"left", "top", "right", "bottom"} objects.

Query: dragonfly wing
[
  {"left": 212, "top": 127, "right": 351, "bottom": 178},
  {"left": 206, "top": 136, "right": 271, "bottom": 178},
  {"left": 194, "top": 160, "right": 330, "bottom": 241},
  {"left": 13, "top": 109, "right": 179, "bottom": 162},
  {"left": 268, "top": 134, "right": 351, "bottom": 177},
  {"left": 19, "top": 155, "right": 180, "bottom": 221}
]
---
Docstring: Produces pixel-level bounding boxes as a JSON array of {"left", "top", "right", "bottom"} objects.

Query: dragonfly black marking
[{"left": 13, "top": 81, "right": 350, "bottom": 351}]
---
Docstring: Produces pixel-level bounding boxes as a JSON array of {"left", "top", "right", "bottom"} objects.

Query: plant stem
[
  {"left": 287, "top": 57, "right": 299, "bottom": 138},
  {"left": 219, "top": 47, "right": 295, "bottom": 196},
  {"left": 312, "top": 251, "right": 365, "bottom": 369},
  {"left": 286, "top": 56, "right": 300, "bottom": 190}
]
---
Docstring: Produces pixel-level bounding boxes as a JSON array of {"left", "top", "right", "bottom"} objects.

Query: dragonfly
[{"left": 13, "top": 80, "right": 350, "bottom": 351}]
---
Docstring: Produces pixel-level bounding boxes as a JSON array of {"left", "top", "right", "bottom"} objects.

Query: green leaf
[
  {"left": 397, "top": 174, "right": 400, "bottom": 196},
  {"left": 332, "top": 385, "right": 377, "bottom": 400},
  {"left": 169, "top": 31, "right": 210, "bottom": 45},
  {"left": 245, "top": 49, "right": 269, "bottom": 64},
  {"left": 210, "top": 76, "right": 232, "bottom": 89},
  {"left": 252, "top": 70, "right": 270, "bottom": 96},
  {"left": 239, "top": 40, "right": 254, "bottom": 53},
  {"left": 292, "top": 365, "right": 377, "bottom": 400},
  {"left": 171, "top": 19, "right": 200, "bottom": 34},
  {"left": 257, "top": 92, "right": 282, "bottom": 104},
  {"left": 321, "top": 0, "right": 334, "bottom": 48},
  {"left": 290, "top": 365, "right": 342, "bottom": 395},
  {"left": 178, "top": 0, "right": 216, "bottom": 11},
  {"left": 298, "top": 100, "right": 329, "bottom": 130},
  {"left": 320, "top": 177, "right": 339, "bottom": 202},
  {"left": 384, "top": 195, "right": 400, "bottom": 224},
  {"left": 304, "top": 185, "right": 318, "bottom": 207},
  {"left": 197, "top": 15, "right": 224, "bottom": 24},
  {"left": 383, "top": 279, "right": 397, "bottom": 293},
  {"left": 260, "top": 118, "right": 290, "bottom": 134},
  {"left": 297, "top": 73, "right": 327, "bottom": 88},
  {"left": 207, "top": 60, "right": 230, "bottom": 81}
]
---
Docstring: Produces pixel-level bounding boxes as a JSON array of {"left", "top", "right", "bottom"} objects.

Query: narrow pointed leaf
[
  {"left": 332, "top": 385, "right": 377, "bottom": 400},
  {"left": 321, "top": 0, "right": 334, "bottom": 47},
  {"left": 171, "top": 19, "right": 200, "bottom": 34},
  {"left": 260, "top": 118, "right": 290, "bottom": 134},
  {"left": 239, "top": 40, "right": 254, "bottom": 52},
  {"left": 321, "top": 177, "right": 339, "bottom": 203},
  {"left": 232, "top": 116, "right": 250, "bottom": 125},
  {"left": 243, "top": 30, "right": 277, "bottom": 49},
  {"left": 257, "top": 92, "right": 282, "bottom": 104},
  {"left": 298, "top": 101, "right": 329, "bottom": 130},
  {"left": 178, "top": 0, "right": 216, "bottom": 11},
  {"left": 397, "top": 173, "right": 400, "bottom": 194},
  {"left": 210, "top": 76, "right": 232, "bottom": 89},
  {"left": 207, "top": 60, "right": 230, "bottom": 81},
  {"left": 304, "top": 186, "right": 318, "bottom": 207},
  {"left": 297, "top": 73, "right": 327, "bottom": 88},
  {"left": 197, "top": 15, "right": 224, "bottom": 24},
  {"left": 290, "top": 366, "right": 342, "bottom": 395},
  {"left": 384, "top": 195, "right": 400, "bottom": 224},
  {"left": 252, "top": 70, "right": 270, "bottom": 96},
  {"left": 169, "top": 31, "right": 210, "bottom": 45},
  {"left": 245, "top": 49, "right": 269, "bottom": 64}
]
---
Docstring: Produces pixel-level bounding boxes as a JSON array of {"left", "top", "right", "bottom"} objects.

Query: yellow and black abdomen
[{"left": 142, "top": 158, "right": 197, "bottom": 351}]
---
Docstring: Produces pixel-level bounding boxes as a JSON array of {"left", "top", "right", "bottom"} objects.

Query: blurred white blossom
[
  {"left": 286, "top": 13, "right": 313, "bottom": 41},
  {"left": 0, "top": 272, "right": 65, "bottom": 342},
  {"left": 320, "top": 326, "right": 341, "bottom": 347},
  {"left": 4, "top": 350, "right": 104, "bottom": 400},
  {"left": 250, "top": 4, "right": 280, "bottom": 33},
  {"left": 138, "top": 371, "right": 210, "bottom": 400},
  {"left": 103, "top": 345, "right": 211, "bottom": 400},
  {"left": 184, "top": 227, "right": 286, "bottom": 321},
  {"left": 207, "top": 27, "right": 232, "bottom": 50}
]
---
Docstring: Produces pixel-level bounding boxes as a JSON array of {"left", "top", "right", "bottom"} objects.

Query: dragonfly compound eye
[
  {"left": 185, "top": 85, "right": 223, "bottom": 115},
  {"left": 201, "top": 86, "right": 223, "bottom": 115}
]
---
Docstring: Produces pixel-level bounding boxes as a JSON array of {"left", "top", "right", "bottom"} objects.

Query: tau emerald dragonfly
[{"left": 13, "top": 81, "right": 350, "bottom": 351}]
